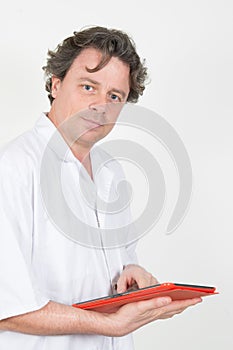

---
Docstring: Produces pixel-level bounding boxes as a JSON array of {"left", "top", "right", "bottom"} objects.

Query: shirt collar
[
  {"left": 34, "top": 113, "right": 82, "bottom": 164},
  {"left": 34, "top": 113, "right": 115, "bottom": 188}
]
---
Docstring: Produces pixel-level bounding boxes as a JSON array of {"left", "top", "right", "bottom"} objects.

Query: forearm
[
  {"left": 0, "top": 301, "right": 114, "bottom": 336},
  {"left": 0, "top": 296, "right": 202, "bottom": 337}
]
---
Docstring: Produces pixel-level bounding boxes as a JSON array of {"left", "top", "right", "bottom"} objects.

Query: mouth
[{"left": 81, "top": 117, "right": 103, "bottom": 129}]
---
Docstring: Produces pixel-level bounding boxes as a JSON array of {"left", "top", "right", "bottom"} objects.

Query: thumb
[
  {"left": 117, "top": 276, "right": 127, "bottom": 293},
  {"left": 152, "top": 296, "right": 172, "bottom": 308},
  {"left": 139, "top": 296, "right": 172, "bottom": 310}
]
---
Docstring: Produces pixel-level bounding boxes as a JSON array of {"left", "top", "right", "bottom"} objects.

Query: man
[{"left": 0, "top": 26, "right": 201, "bottom": 349}]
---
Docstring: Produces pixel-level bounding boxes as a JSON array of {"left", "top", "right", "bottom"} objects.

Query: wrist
[
  {"left": 79, "top": 309, "right": 124, "bottom": 337},
  {"left": 103, "top": 312, "right": 128, "bottom": 337}
]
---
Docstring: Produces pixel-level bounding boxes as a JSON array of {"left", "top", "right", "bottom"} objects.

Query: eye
[
  {"left": 83, "top": 84, "right": 94, "bottom": 92},
  {"left": 110, "top": 93, "right": 121, "bottom": 102}
]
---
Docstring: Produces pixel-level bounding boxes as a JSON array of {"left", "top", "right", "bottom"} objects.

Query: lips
[{"left": 81, "top": 117, "right": 103, "bottom": 129}]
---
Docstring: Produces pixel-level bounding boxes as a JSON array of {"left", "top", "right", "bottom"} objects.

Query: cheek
[
  {"left": 106, "top": 104, "right": 123, "bottom": 122},
  {"left": 71, "top": 95, "right": 91, "bottom": 113},
  {"left": 62, "top": 96, "right": 88, "bottom": 118}
]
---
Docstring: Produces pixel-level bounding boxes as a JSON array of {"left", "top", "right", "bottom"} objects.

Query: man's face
[{"left": 50, "top": 48, "right": 130, "bottom": 147}]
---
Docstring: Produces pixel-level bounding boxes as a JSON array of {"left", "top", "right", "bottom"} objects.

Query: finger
[
  {"left": 137, "top": 296, "right": 172, "bottom": 311},
  {"left": 140, "top": 297, "right": 202, "bottom": 322},
  {"left": 170, "top": 297, "right": 202, "bottom": 308},
  {"left": 155, "top": 297, "right": 202, "bottom": 316},
  {"left": 158, "top": 305, "right": 190, "bottom": 319},
  {"left": 138, "top": 274, "right": 158, "bottom": 287},
  {"left": 117, "top": 275, "right": 128, "bottom": 293},
  {"left": 150, "top": 276, "right": 159, "bottom": 285},
  {"left": 136, "top": 273, "right": 155, "bottom": 289}
]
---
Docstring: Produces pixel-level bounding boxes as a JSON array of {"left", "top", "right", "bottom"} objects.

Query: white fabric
[{"left": 0, "top": 114, "right": 137, "bottom": 350}]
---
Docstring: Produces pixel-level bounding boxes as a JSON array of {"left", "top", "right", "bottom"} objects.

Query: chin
[{"left": 77, "top": 134, "right": 103, "bottom": 147}]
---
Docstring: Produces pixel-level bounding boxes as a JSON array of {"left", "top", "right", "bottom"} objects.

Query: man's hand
[
  {"left": 0, "top": 296, "right": 202, "bottom": 337},
  {"left": 117, "top": 264, "right": 158, "bottom": 293},
  {"left": 0, "top": 265, "right": 202, "bottom": 337},
  {"left": 104, "top": 296, "right": 202, "bottom": 337}
]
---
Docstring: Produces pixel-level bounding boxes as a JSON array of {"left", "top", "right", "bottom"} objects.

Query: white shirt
[{"left": 0, "top": 114, "right": 137, "bottom": 350}]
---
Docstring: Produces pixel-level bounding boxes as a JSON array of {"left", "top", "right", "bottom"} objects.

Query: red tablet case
[{"left": 72, "top": 282, "right": 217, "bottom": 313}]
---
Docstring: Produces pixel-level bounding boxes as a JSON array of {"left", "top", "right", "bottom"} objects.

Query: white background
[{"left": 0, "top": 0, "right": 232, "bottom": 348}]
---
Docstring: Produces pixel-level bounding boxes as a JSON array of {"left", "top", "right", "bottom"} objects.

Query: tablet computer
[{"left": 72, "top": 282, "right": 217, "bottom": 313}]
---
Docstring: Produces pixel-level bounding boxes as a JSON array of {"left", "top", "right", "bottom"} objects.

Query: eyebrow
[{"left": 78, "top": 77, "right": 127, "bottom": 99}]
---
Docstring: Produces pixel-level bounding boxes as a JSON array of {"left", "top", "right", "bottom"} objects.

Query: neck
[
  {"left": 71, "top": 143, "right": 93, "bottom": 180},
  {"left": 47, "top": 111, "right": 94, "bottom": 179},
  {"left": 70, "top": 142, "right": 91, "bottom": 163}
]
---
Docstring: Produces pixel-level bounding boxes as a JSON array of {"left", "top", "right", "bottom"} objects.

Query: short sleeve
[{"left": 0, "top": 150, "right": 49, "bottom": 320}]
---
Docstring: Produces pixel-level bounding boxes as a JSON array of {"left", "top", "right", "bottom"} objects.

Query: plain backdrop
[{"left": 0, "top": 0, "right": 232, "bottom": 349}]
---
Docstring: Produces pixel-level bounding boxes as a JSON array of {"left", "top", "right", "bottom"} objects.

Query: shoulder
[{"left": 0, "top": 126, "right": 43, "bottom": 186}]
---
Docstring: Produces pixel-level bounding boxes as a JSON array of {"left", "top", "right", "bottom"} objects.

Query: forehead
[
  {"left": 67, "top": 48, "right": 130, "bottom": 81},
  {"left": 72, "top": 48, "right": 105, "bottom": 70}
]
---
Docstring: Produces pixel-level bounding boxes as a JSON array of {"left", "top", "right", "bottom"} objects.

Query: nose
[
  {"left": 89, "top": 102, "right": 107, "bottom": 115},
  {"left": 89, "top": 92, "right": 109, "bottom": 114}
]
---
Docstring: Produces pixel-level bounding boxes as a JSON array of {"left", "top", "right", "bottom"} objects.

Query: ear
[{"left": 51, "top": 76, "right": 61, "bottom": 99}]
